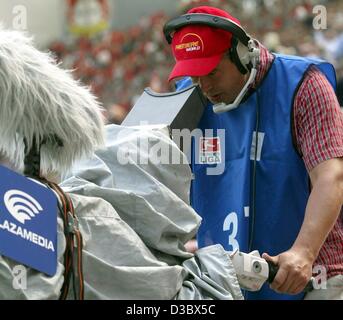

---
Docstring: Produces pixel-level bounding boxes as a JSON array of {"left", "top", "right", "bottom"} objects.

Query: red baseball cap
[{"left": 168, "top": 6, "right": 241, "bottom": 81}]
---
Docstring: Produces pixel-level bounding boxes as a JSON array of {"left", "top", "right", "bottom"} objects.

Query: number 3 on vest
[{"left": 223, "top": 212, "right": 239, "bottom": 252}]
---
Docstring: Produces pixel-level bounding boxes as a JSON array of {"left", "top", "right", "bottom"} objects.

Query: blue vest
[{"left": 177, "top": 54, "right": 336, "bottom": 300}]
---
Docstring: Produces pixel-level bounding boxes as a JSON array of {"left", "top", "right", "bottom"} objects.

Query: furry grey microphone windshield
[{"left": 0, "top": 28, "right": 105, "bottom": 177}]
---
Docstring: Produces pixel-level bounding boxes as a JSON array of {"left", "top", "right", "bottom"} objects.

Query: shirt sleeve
[{"left": 293, "top": 65, "right": 343, "bottom": 172}]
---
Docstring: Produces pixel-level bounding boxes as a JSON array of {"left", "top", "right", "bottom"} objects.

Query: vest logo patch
[{"left": 199, "top": 137, "right": 221, "bottom": 164}]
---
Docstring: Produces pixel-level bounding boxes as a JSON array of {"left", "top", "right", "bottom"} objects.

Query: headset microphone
[{"left": 213, "top": 40, "right": 260, "bottom": 113}]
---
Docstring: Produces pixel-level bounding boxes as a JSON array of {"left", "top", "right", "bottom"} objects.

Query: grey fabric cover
[{"left": 0, "top": 124, "right": 243, "bottom": 300}]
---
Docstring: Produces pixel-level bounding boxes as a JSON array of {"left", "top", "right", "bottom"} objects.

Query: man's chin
[{"left": 208, "top": 97, "right": 224, "bottom": 104}]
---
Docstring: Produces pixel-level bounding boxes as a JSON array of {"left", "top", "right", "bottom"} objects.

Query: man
[{"left": 164, "top": 6, "right": 343, "bottom": 300}]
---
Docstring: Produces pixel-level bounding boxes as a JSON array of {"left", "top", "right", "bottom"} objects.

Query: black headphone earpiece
[{"left": 163, "top": 13, "right": 256, "bottom": 75}]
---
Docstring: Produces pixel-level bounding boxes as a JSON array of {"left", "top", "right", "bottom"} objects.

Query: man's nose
[{"left": 193, "top": 76, "right": 212, "bottom": 93}]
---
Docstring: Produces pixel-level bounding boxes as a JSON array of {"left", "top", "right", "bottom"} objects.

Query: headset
[{"left": 163, "top": 13, "right": 260, "bottom": 113}]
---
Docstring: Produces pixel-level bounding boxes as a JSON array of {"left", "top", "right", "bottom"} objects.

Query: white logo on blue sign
[
  {"left": 4, "top": 189, "right": 43, "bottom": 224},
  {"left": 0, "top": 165, "right": 57, "bottom": 276}
]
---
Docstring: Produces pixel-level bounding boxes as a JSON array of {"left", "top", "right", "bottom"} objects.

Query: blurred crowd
[{"left": 49, "top": 0, "right": 343, "bottom": 124}]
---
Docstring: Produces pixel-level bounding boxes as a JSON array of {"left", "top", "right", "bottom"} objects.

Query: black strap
[
  {"left": 22, "top": 135, "right": 82, "bottom": 299},
  {"left": 47, "top": 181, "right": 84, "bottom": 300},
  {"left": 163, "top": 13, "right": 250, "bottom": 45}
]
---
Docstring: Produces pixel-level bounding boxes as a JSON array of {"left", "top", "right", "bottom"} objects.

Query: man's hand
[
  {"left": 185, "top": 239, "right": 198, "bottom": 253},
  {"left": 262, "top": 248, "right": 314, "bottom": 295}
]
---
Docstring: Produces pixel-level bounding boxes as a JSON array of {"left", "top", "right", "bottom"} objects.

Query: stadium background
[{"left": 1, "top": 0, "right": 342, "bottom": 123}]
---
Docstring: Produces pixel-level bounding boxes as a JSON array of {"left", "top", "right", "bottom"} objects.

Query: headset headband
[{"left": 163, "top": 13, "right": 251, "bottom": 46}]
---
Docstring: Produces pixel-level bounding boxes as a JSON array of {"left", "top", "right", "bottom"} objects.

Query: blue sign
[{"left": 0, "top": 165, "right": 58, "bottom": 276}]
